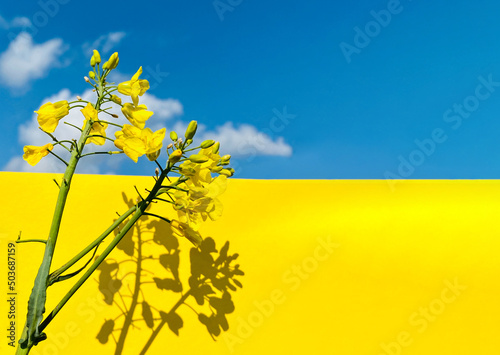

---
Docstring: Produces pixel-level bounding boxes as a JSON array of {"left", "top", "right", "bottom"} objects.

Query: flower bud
[
  {"left": 188, "top": 154, "right": 209, "bottom": 163},
  {"left": 185, "top": 120, "right": 197, "bottom": 139},
  {"left": 210, "top": 166, "right": 223, "bottom": 172},
  {"left": 180, "top": 165, "right": 196, "bottom": 176},
  {"left": 221, "top": 154, "right": 231, "bottom": 161},
  {"left": 111, "top": 114, "right": 119, "bottom": 118},
  {"left": 170, "top": 131, "right": 178, "bottom": 141},
  {"left": 185, "top": 139, "right": 193, "bottom": 146},
  {"left": 155, "top": 168, "right": 159, "bottom": 177},
  {"left": 219, "top": 169, "right": 233, "bottom": 177},
  {"left": 212, "top": 141, "right": 220, "bottom": 154},
  {"left": 103, "top": 52, "right": 119, "bottom": 70},
  {"left": 90, "top": 56, "right": 96, "bottom": 67},
  {"left": 147, "top": 149, "right": 161, "bottom": 161},
  {"left": 168, "top": 149, "right": 183, "bottom": 163},
  {"left": 92, "top": 49, "right": 101, "bottom": 65},
  {"left": 201, "top": 139, "right": 215, "bottom": 149},
  {"left": 76, "top": 96, "right": 82, "bottom": 100},
  {"left": 167, "top": 143, "right": 173, "bottom": 149},
  {"left": 110, "top": 95, "right": 122, "bottom": 105},
  {"left": 88, "top": 71, "right": 95, "bottom": 79},
  {"left": 174, "top": 199, "right": 187, "bottom": 210},
  {"left": 84, "top": 76, "right": 90, "bottom": 83}
]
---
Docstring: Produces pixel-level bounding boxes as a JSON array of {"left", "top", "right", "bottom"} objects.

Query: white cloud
[
  {"left": 0, "top": 15, "right": 32, "bottom": 30},
  {"left": 4, "top": 156, "right": 63, "bottom": 173},
  {"left": 83, "top": 31, "right": 126, "bottom": 55},
  {"left": 0, "top": 32, "right": 66, "bottom": 89},
  {"left": 147, "top": 117, "right": 293, "bottom": 159},
  {"left": 139, "top": 95, "right": 183, "bottom": 122},
  {"left": 3, "top": 83, "right": 292, "bottom": 175},
  {"left": 9, "top": 16, "right": 32, "bottom": 28},
  {"left": 197, "top": 122, "right": 293, "bottom": 158}
]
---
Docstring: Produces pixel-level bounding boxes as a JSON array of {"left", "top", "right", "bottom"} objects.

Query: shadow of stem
[{"left": 95, "top": 194, "right": 244, "bottom": 354}]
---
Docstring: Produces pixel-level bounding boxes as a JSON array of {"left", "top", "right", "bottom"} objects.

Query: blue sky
[{"left": 2, "top": 0, "right": 500, "bottom": 179}]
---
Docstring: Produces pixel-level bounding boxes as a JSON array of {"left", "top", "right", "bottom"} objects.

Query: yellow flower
[
  {"left": 35, "top": 101, "right": 69, "bottom": 133},
  {"left": 172, "top": 175, "right": 227, "bottom": 230},
  {"left": 145, "top": 129, "right": 166, "bottom": 161},
  {"left": 170, "top": 220, "right": 203, "bottom": 246},
  {"left": 121, "top": 103, "right": 153, "bottom": 129},
  {"left": 117, "top": 67, "right": 149, "bottom": 105},
  {"left": 81, "top": 102, "right": 97, "bottom": 121},
  {"left": 179, "top": 147, "right": 221, "bottom": 186},
  {"left": 114, "top": 125, "right": 144, "bottom": 162},
  {"left": 114, "top": 124, "right": 165, "bottom": 162},
  {"left": 81, "top": 103, "right": 108, "bottom": 145},
  {"left": 23, "top": 143, "right": 53, "bottom": 166}
]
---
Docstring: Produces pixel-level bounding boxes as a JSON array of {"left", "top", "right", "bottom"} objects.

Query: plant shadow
[{"left": 94, "top": 192, "right": 244, "bottom": 354}]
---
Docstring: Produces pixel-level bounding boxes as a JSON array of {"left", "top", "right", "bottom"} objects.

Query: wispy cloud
[
  {"left": 0, "top": 32, "right": 67, "bottom": 90},
  {"left": 199, "top": 122, "right": 293, "bottom": 157},
  {"left": 0, "top": 14, "right": 32, "bottom": 30},
  {"left": 83, "top": 31, "right": 126, "bottom": 55}
]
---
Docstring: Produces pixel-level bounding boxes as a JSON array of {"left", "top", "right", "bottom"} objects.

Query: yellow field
[{"left": 1, "top": 172, "right": 499, "bottom": 354}]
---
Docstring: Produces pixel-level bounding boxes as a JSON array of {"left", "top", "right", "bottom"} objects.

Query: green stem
[
  {"left": 16, "top": 239, "right": 46, "bottom": 244},
  {"left": 63, "top": 121, "right": 83, "bottom": 132},
  {"left": 86, "top": 135, "right": 115, "bottom": 143},
  {"left": 47, "top": 204, "right": 137, "bottom": 284},
  {"left": 17, "top": 75, "right": 109, "bottom": 355},
  {"left": 38, "top": 164, "right": 174, "bottom": 334},
  {"left": 16, "top": 121, "right": 93, "bottom": 354},
  {"left": 79, "top": 151, "right": 123, "bottom": 158},
  {"left": 97, "top": 120, "right": 123, "bottom": 128},
  {"left": 47, "top": 150, "right": 68, "bottom": 166}
]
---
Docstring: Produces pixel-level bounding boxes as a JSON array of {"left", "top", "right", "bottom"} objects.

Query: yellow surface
[{"left": 1, "top": 172, "right": 499, "bottom": 354}]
